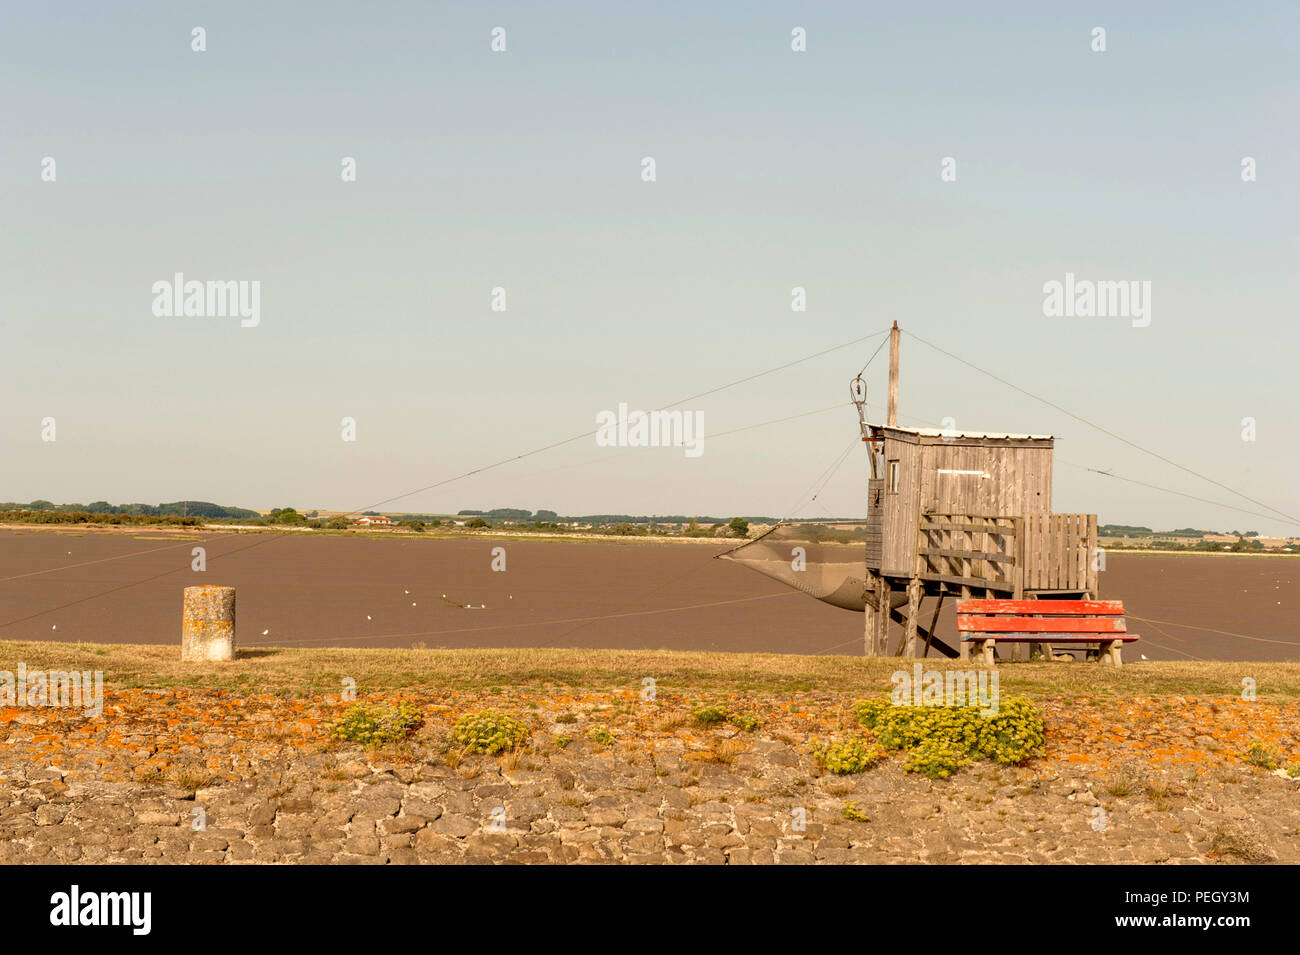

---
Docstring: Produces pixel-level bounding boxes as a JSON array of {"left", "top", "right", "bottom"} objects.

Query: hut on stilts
[{"left": 721, "top": 322, "right": 1100, "bottom": 660}]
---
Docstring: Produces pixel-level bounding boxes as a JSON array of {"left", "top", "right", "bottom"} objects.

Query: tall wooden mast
[{"left": 887, "top": 321, "right": 900, "bottom": 427}]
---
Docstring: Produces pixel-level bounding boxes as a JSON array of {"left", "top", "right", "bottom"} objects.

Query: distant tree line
[
  {"left": 0, "top": 500, "right": 258, "bottom": 519},
  {"left": 456, "top": 508, "right": 779, "bottom": 524},
  {"left": 0, "top": 500, "right": 260, "bottom": 526}
]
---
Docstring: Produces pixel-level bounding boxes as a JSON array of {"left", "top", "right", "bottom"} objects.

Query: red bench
[{"left": 956, "top": 599, "right": 1139, "bottom": 667}]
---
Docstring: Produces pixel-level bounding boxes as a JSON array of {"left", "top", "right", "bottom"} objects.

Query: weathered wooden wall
[
  {"left": 865, "top": 478, "right": 883, "bottom": 570},
  {"left": 1019, "top": 513, "right": 1098, "bottom": 593},
  {"left": 879, "top": 429, "right": 1054, "bottom": 576},
  {"left": 920, "top": 441, "right": 1053, "bottom": 518},
  {"left": 881, "top": 435, "right": 921, "bottom": 575}
]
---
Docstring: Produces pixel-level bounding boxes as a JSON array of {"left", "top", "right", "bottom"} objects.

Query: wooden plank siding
[
  {"left": 915, "top": 514, "right": 1018, "bottom": 592},
  {"left": 1020, "top": 513, "right": 1097, "bottom": 593},
  {"left": 881, "top": 433, "right": 921, "bottom": 575},
  {"left": 865, "top": 478, "right": 884, "bottom": 570},
  {"left": 912, "top": 512, "right": 1097, "bottom": 594},
  {"left": 879, "top": 428, "right": 1053, "bottom": 577}
]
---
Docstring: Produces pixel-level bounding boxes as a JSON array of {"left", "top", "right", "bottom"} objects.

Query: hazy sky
[{"left": 3, "top": 2, "right": 1297, "bottom": 533}]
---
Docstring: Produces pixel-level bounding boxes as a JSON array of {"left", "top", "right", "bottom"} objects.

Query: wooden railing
[
  {"left": 916, "top": 514, "right": 1020, "bottom": 594},
  {"left": 1019, "top": 513, "right": 1097, "bottom": 594},
  {"left": 917, "top": 512, "right": 1098, "bottom": 597}
]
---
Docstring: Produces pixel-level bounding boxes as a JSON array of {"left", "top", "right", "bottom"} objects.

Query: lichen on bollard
[{"left": 181, "top": 585, "right": 236, "bottom": 661}]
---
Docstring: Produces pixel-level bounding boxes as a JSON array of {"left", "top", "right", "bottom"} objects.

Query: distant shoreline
[
  {"left": 0, "top": 522, "right": 731, "bottom": 546},
  {"left": 4, "top": 521, "right": 1298, "bottom": 556}
]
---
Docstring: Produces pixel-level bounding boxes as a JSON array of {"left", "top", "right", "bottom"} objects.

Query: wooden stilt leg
[
  {"left": 959, "top": 582, "right": 972, "bottom": 662},
  {"left": 863, "top": 574, "right": 878, "bottom": 657},
  {"left": 904, "top": 578, "right": 922, "bottom": 658},
  {"left": 923, "top": 591, "right": 944, "bottom": 659},
  {"left": 875, "top": 578, "right": 890, "bottom": 655}
]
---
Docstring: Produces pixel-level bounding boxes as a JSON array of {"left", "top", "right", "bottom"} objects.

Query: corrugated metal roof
[{"left": 878, "top": 426, "right": 1054, "bottom": 440}]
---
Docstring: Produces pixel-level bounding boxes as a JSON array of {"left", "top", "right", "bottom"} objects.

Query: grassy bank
[{"left": 1, "top": 640, "right": 1297, "bottom": 700}]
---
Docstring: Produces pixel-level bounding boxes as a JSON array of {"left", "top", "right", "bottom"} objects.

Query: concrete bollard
[{"left": 181, "top": 585, "right": 236, "bottom": 661}]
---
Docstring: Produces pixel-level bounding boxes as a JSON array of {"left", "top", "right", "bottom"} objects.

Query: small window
[{"left": 887, "top": 459, "right": 900, "bottom": 493}]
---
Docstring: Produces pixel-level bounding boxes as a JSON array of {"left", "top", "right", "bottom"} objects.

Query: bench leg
[
  {"left": 959, "top": 639, "right": 970, "bottom": 662},
  {"left": 1098, "top": 640, "right": 1119, "bottom": 666},
  {"left": 981, "top": 640, "right": 995, "bottom": 667}
]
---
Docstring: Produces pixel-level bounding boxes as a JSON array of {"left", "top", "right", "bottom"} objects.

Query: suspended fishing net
[{"left": 717, "top": 521, "right": 905, "bottom": 612}]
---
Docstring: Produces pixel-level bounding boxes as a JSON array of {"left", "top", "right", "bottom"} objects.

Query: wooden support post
[
  {"left": 863, "top": 572, "right": 880, "bottom": 656},
  {"left": 863, "top": 596, "right": 875, "bottom": 657},
  {"left": 959, "top": 581, "right": 972, "bottom": 661},
  {"left": 887, "top": 321, "right": 900, "bottom": 427},
  {"left": 923, "top": 591, "right": 944, "bottom": 658},
  {"left": 875, "top": 578, "right": 890, "bottom": 655},
  {"left": 904, "top": 578, "right": 922, "bottom": 657},
  {"left": 864, "top": 573, "right": 890, "bottom": 656}
]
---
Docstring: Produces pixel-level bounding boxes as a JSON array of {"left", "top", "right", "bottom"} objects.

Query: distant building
[{"left": 353, "top": 516, "right": 393, "bottom": 526}]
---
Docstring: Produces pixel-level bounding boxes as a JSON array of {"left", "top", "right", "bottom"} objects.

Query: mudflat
[{"left": 0, "top": 527, "right": 1295, "bottom": 660}]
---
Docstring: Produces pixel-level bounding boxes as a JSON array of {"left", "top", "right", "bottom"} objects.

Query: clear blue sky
[{"left": 3, "top": 1, "right": 1297, "bottom": 532}]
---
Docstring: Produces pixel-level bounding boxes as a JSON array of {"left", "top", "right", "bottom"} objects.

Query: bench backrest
[{"left": 956, "top": 599, "right": 1129, "bottom": 635}]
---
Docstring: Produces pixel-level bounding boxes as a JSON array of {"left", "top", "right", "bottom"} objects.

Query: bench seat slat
[
  {"left": 957, "top": 616, "right": 1128, "bottom": 634},
  {"left": 955, "top": 599, "right": 1123, "bottom": 615},
  {"left": 961, "top": 634, "right": 1139, "bottom": 643}
]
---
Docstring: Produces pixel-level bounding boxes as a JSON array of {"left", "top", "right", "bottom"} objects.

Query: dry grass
[
  {"left": 167, "top": 764, "right": 212, "bottom": 795},
  {"left": 1206, "top": 826, "right": 1275, "bottom": 863},
  {"left": 1, "top": 639, "right": 1298, "bottom": 700}
]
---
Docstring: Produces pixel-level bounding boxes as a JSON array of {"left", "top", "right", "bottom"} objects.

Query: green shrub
[
  {"left": 974, "top": 698, "right": 1046, "bottom": 765},
  {"left": 692, "top": 704, "right": 729, "bottom": 726},
  {"left": 452, "top": 710, "right": 530, "bottom": 754},
  {"left": 587, "top": 725, "right": 614, "bottom": 746},
  {"left": 904, "top": 737, "right": 970, "bottom": 779},
  {"left": 1244, "top": 741, "right": 1283, "bottom": 770},
  {"left": 332, "top": 701, "right": 422, "bottom": 747},
  {"left": 850, "top": 694, "right": 1045, "bottom": 777},
  {"left": 812, "top": 737, "right": 886, "bottom": 775},
  {"left": 841, "top": 801, "right": 870, "bottom": 822},
  {"left": 691, "top": 703, "right": 761, "bottom": 732}
]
